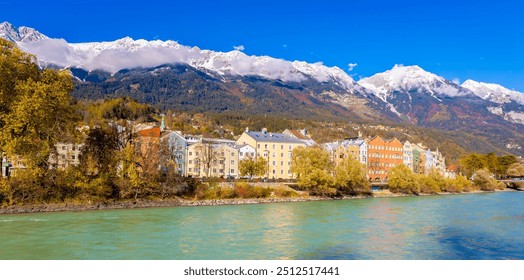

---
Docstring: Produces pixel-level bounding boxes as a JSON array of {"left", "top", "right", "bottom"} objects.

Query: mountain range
[{"left": 1, "top": 22, "right": 523, "bottom": 156}]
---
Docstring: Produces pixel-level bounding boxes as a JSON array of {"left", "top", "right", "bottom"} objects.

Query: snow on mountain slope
[
  {"left": 462, "top": 79, "right": 524, "bottom": 125},
  {"left": 358, "top": 65, "right": 469, "bottom": 101},
  {"left": 0, "top": 22, "right": 358, "bottom": 91},
  {"left": 462, "top": 79, "right": 524, "bottom": 105},
  {"left": 0, "top": 22, "right": 48, "bottom": 42}
]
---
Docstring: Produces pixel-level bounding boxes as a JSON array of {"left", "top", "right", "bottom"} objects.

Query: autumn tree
[
  {"left": 290, "top": 146, "right": 335, "bottom": 196},
  {"left": 497, "top": 155, "right": 518, "bottom": 178},
  {"left": 506, "top": 163, "right": 524, "bottom": 178},
  {"left": 471, "top": 168, "right": 504, "bottom": 191},
  {"left": 239, "top": 156, "right": 267, "bottom": 179},
  {"left": 0, "top": 39, "right": 78, "bottom": 170},
  {"left": 194, "top": 140, "right": 217, "bottom": 177},
  {"left": 459, "top": 153, "right": 488, "bottom": 178},
  {"left": 333, "top": 156, "right": 370, "bottom": 195},
  {"left": 388, "top": 164, "right": 420, "bottom": 194},
  {"left": 80, "top": 126, "right": 120, "bottom": 176}
]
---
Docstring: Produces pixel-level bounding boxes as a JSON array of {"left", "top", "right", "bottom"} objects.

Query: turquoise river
[{"left": 1, "top": 192, "right": 524, "bottom": 259}]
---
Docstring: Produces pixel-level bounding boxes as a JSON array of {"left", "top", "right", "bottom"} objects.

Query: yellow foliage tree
[
  {"left": 333, "top": 156, "right": 370, "bottom": 195},
  {"left": 290, "top": 146, "right": 335, "bottom": 196},
  {"left": 388, "top": 164, "right": 420, "bottom": 194}
]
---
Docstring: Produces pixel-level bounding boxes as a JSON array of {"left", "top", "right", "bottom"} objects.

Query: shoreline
[{"left": 0, "top": 188, "right": 518, "bottom": 215}]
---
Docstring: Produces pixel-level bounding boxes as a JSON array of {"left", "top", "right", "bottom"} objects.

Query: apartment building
[
  {"left": 236, "top": 128, "right": 306, "bottom": 179},
  {"left": 185, "top": 141, "right": 239, "bottom": 178},
  {"left": 367, "top": 136, "right": 403, "bottom": 181},
  {"left": 403, "top": 141, "right": 414, "bottom": 171}
]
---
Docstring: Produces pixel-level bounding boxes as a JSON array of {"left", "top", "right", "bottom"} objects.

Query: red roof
[
  {"left": 447, "top": 165, "right": 458, "bottom": 172},
  {"left": 138, "top": 127, "right": 161, "bottom": 137}
]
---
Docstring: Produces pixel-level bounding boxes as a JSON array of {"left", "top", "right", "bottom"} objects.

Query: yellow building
[
  {"left": 236, "top": 128, "right": 306, "bottom": 179},
  {"left": 333, "top": 143, "right": 360, "bottom": 167},
  {"left": 185, "top": 141, "right": 239, "bottom": 178}
]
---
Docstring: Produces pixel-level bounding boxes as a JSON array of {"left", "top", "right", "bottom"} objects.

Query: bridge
[{"left": 499, "top": 179, "right": 524, "bottom": 191}]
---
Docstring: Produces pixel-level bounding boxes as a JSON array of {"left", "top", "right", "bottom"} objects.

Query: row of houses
[
  {"left": 130, "top": 125, "right": 312, "bottom": 179},
  {"left": 323, "top": 136, "right": 446, "bottom": 181},
  {"left": 124, "top": 122, "right": 447, "bottom": 180},
  {"left": 1, "top": 119, "right": 447, "bottom": 181}
]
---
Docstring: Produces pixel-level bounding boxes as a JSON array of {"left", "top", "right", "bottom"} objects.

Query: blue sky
[{"left": 3, "top": 0, "right": 524, "bottom": 91}]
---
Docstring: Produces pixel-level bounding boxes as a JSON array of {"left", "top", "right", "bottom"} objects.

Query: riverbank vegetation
[
  {"left": 290, "top": 146, "right": 371, "bottom": 197},
  {"left": 387, "top": 165, "right": 502, "bottom": 195}
]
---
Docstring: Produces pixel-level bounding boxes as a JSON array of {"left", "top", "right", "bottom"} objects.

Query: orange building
[
  {"left": 134, "top": 127, "right": 162, "bottom": 174},
  {"left": 367, "top": 136, "right": 403, "bottom": 181}
]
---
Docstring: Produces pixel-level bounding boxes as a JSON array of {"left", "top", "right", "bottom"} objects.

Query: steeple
[{"left": 160, "top": 114, "right": 166, "bottom": 132}]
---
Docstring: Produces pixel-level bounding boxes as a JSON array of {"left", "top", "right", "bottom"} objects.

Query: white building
[{"left": 403, "top": 141, "right": 414, "bottom": 171}]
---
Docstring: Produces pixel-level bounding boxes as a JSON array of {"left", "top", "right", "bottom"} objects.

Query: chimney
[{"left": 245, "top": 127, "right": 249, "bottom": 133}]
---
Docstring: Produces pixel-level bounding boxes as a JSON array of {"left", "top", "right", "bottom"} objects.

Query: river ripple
[{"left": 1, "top": 192, "right": 523, "bottom": 259}]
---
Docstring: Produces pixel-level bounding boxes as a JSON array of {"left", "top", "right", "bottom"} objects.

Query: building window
[
  {"left": 189, "top": 160, "right": 193, "bottom": 164},
  {"left": 231, "top": 152, "right": 235, "bottom": 156},
  {"left": 264, "top": 144, "right": 268, "bottom": 149},
  {"left": 231, "top": 160, "right": 234, "bottom": 164},
  {"left": 213, "top": 168, "right": 216, "bottom": 173},
  {"left": 189, "top": 168, "right": 192, "bottom": 172},
  {"left": 219, "top": 169, "right": 224, "bottom": 173},
  {"left": 231, "top": 169, "right": 235, "bottom": 173},
  {"left": 281, "top": 145, "right": 284, "bottom": 149},
  {"left": 280, "top": 153, "right": 283, "bottom": 157},
  {"left": 281, "top": 170, "right": 284, "bottom": 174},
  {"left": 272, "top": 152, "right": 275, "bottom": 158}
]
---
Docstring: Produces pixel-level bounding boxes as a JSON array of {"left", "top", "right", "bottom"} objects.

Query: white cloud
[
  {"left": 16, "top": 37, "right": 356, "bottom": 89},
  {"left": 347, "top": 63, "right": 358, "bottom": 71},
  {"left": 233, "top": 45, "right": 245, "bottom": 51},
  {"left": 282, "top": 44, "right": 288, "bottom": 48}
]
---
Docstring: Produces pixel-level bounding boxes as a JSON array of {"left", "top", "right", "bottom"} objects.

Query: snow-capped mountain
[
  {"left": 357, "top": 65, "right": 474, "bottom": 118},
  {"left": 461, "top": 79, "right": 524, "bottom": 124},
  {"left": 461, "top": 79, "right": 524, "bottom": 105},
  {"left": 358, "top": 65, "right": 470, "bottom": 101},
  {"left": 0, "top": 22, "right": 47, "bottom": 42},
  {"left": 0, "top": 21, "right": 359, "bottom": 93}
]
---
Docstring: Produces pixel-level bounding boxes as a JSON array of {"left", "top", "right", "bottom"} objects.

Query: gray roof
[{"left": 245, "top": 131, "right": 304, "bottom": 144}]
